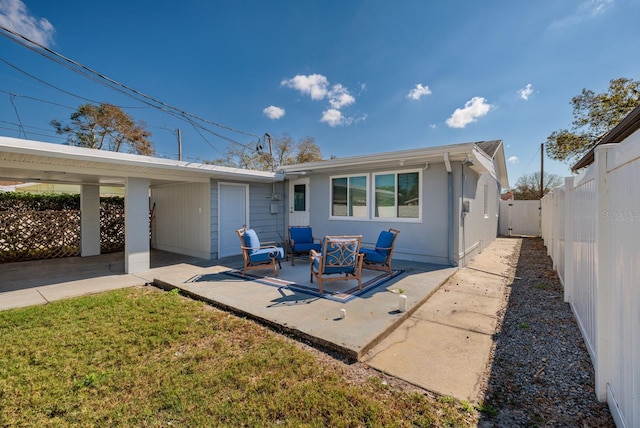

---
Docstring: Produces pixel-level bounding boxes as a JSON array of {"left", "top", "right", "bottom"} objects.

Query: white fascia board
[
  {"left": 0, "top": 137, "right": 281, "bottom": 183},
  {"left": 280, "top": 142, "right": 477, "bottom": 173}
]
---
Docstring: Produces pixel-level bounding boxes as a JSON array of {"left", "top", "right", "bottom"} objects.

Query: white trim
[
  {"left": 327, "top": 169, "right": 423, "bottom": 223},
  {"left": 372, "top": 169, "right": 422, "bottom": 222},
  {"left": 328, "top": 173, "right": 369, "bottom": 220}
]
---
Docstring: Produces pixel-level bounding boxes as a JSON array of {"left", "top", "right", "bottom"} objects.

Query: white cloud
[
  {"left": 282, "top": 73, "right": 361, "bottom": 127},
  {"left": 585, "top": 0, "right": 613, "bottom": 16},
  {"left": 407, "top": 83, "right": 432, "bottom": 100},
  {"left": 263, "top": 106, "right": 285, "bottom": 120},
  {"left": 518, "top": 83, "right": 534, "bottom": 100},
  {"left": 328, "top": 84, "right": 355, "bottom": 109},
  {"left": 321, "top": 109, "right": 344, "bottom": 127},
  {"left": 445, "top": 97, "right": 492, "bottom": 128},
  {"left": 281, "top": 74, "right": 328, "bottom": 100},
  {"left": 0, "top": 0, "right": 55, "bottom": 47},
  {"left": 550, "top": 0, "right": 613, "bottom": 28},
  {"left": 508, "top": 156, "right": 519, "bottom": 164},
  {"left": 429, "top": 124, "right": 437, "bottom": 129}
]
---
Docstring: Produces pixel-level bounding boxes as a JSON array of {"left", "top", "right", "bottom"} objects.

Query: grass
[{"left": 0, "top": 287, "right": 477, "bottom": 427}]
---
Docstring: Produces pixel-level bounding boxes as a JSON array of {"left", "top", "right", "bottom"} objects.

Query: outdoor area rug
[{"left": 188, "top": 262, "right": 404, "bottom": 302}]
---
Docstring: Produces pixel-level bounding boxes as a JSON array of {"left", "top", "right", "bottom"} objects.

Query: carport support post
[
  {"left": 80, "top": 185, "right": 101, "bottom": 257},
  {"left": 124, "top": 178, "right": 150, "bottom": 274}
]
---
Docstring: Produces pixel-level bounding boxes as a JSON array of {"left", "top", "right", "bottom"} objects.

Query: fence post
[
  {"left": 563, "top": 176, "right": 574, "bottom": 304},
  {"left": 594, "top": 145, "right": 613, "bottom": 402}
]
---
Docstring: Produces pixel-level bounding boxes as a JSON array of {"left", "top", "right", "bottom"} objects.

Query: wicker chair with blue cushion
[
  {"left": 287, "top": 226, "right": 322, "bottom": 266},
  {"left": 310, "top": 235, "right": 364, "bottom": 293},
  {"left": 360, "top": 228, "right": 400, "bottom": 274},
  {"left": 236, "top": 228, "right": 285, "bottom": 277}
]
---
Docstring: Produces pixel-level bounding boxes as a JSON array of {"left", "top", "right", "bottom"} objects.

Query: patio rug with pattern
[{"left": 213, "top": 264, "right": 404, "bottom": 302}]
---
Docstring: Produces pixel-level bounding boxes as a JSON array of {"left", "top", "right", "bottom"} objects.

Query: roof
[
  {"left": 0, "top": 137, "right": 283, "bottom": 186},
  {"left": 572, "top": 104, "right": 640, "bottom": 172},
  {"left": 280, "top": 139, "right": 509, "bottom": 188}
]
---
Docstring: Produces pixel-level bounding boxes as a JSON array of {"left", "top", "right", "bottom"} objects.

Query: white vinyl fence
[
  {"left": 541, "top": 140, "right": 640, "bottom": 428},
  {"left": 499, "top": 199, "right": 540, "bottom": 236}
]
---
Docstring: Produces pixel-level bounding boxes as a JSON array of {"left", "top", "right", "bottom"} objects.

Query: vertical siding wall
[
  {"left": 540, "top": 136, "right": 640, "bottom": 428},
  {"left": 248, "top": 181, "right": 286, "bottom": 244},
  {"left": 150, "top": 182, "right": 212, "bottom": 259}
]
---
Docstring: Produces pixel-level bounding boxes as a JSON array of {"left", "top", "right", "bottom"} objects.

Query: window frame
[
  {"left": 372, "top": 169, "right": 422, "bottom": 222},
  {"left": 329, "top": 174, "right": 370, "bottom": 220}
]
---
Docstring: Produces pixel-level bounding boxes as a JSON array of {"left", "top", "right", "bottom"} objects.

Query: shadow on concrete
[{"left": 0, "top": 250, "right": 206, "bottom": 293}]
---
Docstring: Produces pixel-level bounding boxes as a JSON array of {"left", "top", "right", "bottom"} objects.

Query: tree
[
  {"left": 510, "top": 172, "right": 563, "bottom": 200},
  {"left": 51, "top": 103, "right": 154, "bottom": 155},
  {"left": 545, "top": 77, "right": 640, "bottom": 164},
  {"left": 213, "top": 134, "right": 323, "bottom": 171}
]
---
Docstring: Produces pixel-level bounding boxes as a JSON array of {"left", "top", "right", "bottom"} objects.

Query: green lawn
[{"left": 0, "top": 287, "right": 477, "bottom": 427}]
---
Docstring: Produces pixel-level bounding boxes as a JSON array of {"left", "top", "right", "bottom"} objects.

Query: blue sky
[{"left": 1, "top": 0, "right": 640, "bottom": 186}]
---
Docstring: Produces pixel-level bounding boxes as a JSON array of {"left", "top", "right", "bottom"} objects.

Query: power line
[
  {"left": 0, "top": 57, "right": 100, "bottom": 104},
  {"left": 8, "top": 93, "right": 27, "bottom": 138},
  {"left": 0, "top": 88, "right": 76, "bottom": 110},
  {"left": 0, "top": 25, "right": 261, "bottom": 141},
  {"left": 1, "top": 47, "right": 258, "bottom": 153}
]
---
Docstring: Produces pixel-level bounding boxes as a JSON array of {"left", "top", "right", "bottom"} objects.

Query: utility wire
[
  {"left": 0, "top": 57, "right": 100, "bottom": 104},
  {"left": 0, "top": 25, "right": 261, "bottom": 140},
  {"left": 0, "top": 88, "right": 75, "bottom": 110},
  {"left": 0, "top": 86, "right": 254, "bottom": 156},
  {"left": 9, "top": 93, "right": 27, "bottom": 138},
  {"left": 519, "top": 145, "right": 541, "bottom": 178},
  {"left": 1, "top": 50, "right": 257, "bottom": 151}
]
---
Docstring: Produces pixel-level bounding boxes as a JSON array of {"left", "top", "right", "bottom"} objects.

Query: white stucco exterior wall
[
  {"left": 125, "top": 177, "right": 150, "bottom": 273},
  {"left": 80, "top": 184, "right": 101, "bottom": 257}
]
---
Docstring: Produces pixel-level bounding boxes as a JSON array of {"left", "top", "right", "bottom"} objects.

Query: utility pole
[
  {"left": 177, "top": 128, "right": 182, "bottom": 161},
  {"left": 264, "top": 132, "right": 274, "bottom": 171}
]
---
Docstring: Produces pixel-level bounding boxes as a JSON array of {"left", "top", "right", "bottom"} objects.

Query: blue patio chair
[
  {"left": 310, "top": 235, "right": 364, "bottom": 293},
  {"left": 236, "top": 228, "right": 285, "bottom": 277},
  {"left": 360, "top": 228, "right": 400, "bottom": 274},
  {"left": 287, "top": 226, "right": 322, "bottom": 266}
]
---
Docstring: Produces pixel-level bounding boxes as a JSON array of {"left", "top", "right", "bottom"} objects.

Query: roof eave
[{"left": 571, "top": 104, "right": 640, "bottom": 172}]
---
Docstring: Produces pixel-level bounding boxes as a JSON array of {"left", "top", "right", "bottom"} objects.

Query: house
[
  {"left": 280, "top": 140, "right": 508, "bottom": 266},
  {"left": 0, "top": 136, "right": 508, "bottom": 273}
]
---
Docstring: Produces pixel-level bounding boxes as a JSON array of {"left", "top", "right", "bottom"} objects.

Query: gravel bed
[{"left": 478, "top": 237, "right": 614, "bottom": 427}]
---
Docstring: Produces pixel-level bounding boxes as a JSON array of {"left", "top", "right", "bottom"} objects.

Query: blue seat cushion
[
  {"left": 249, "top": 247, "right": 285, "bottom": 263},
  {"left": 290, "top": 227, "right": 313, "bottom": 244},
  {"left": 292, "top": 242, "right": 321, "bottom": 252},
  {"left": 361, "top": 247, "right": 387, "bottom": 263},
  {"left": 312, "top": 255, "right": 354, "bottom": 274},
  {"left": 375, "top": 231, "right": 396, "bottom": 255},
  {"left": 243, "top": 229, "right": 261, "bottom": 254}
]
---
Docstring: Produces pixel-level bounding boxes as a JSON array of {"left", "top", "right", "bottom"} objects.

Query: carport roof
[{"left": 0, "top": 137, "right": 283, "bottom": 186}]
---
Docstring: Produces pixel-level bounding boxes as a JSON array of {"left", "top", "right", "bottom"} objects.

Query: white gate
[{"left": 499, "top": 200, "right": 540, "bottom": 236}]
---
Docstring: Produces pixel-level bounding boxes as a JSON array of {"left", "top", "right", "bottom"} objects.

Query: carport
[{"left": 0, "top": 136, "right": 281, "bottom": 274}]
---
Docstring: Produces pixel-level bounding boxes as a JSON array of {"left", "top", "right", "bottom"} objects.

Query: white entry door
[
  {"left": 219, "top": 183, "right": 248, "bottom": 257},
  {"left": 289, "top": 178, "right": 310, "bottom": 226}
]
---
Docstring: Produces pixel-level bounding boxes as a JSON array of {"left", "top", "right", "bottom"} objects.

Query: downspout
[
  {"left": 448, "top": 170, "right": 455, "bottom": 266},
  {"left": 461, "top": 160, "right": 466, "bottom": 267},
  {"left": 444, "top": 152, "right": 455, "bottom": 266}
]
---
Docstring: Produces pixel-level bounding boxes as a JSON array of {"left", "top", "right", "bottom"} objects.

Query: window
[
  {"left": 293, "top": 184, "right": 306, "bottom": 211},
  {"left": 374, "top": 171, "right": 420, "bottom": 219},
  {"left": 331, "top": 175, "right": 367, "bottom": 217}
]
